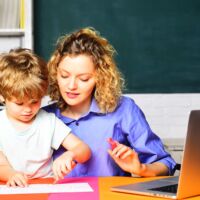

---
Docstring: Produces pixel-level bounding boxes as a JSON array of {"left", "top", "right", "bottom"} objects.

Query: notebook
[{"left": 111, "top": 110, "right": 200, "bottom": 199}]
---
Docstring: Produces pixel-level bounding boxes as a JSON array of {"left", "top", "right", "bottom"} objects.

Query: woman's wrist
[
  {"left": 139, "top": 163, "right": 147, "bottom": 176},
  {"left": 131, "top": 163, "right": 147, "bottom": 177}
]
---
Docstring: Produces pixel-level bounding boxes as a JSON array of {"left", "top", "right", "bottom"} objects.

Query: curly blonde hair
[
  {"left": 0, "top": 48, "right": 48, "bottom": 102},
  {"left": 48, "top": 27, "right": 125, "bottom": 113}
]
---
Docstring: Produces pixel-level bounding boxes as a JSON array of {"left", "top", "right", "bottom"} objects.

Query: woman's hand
[
  {"left": 107, "top": 141, "right": 146, "bottom": 176},
  {"left": 108, "top": 140, "right": 169, "bottom": 177}
]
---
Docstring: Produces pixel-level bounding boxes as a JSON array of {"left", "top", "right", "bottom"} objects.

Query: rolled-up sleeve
[{"left": 121, "top": 98, "right": 177, "bottom": 175}]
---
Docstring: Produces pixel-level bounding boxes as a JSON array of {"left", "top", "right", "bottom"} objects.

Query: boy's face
[{"left": 4, "top": 96, "right": 42, "bottom": 124}]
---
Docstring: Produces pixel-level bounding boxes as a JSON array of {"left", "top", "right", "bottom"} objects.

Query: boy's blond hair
[
  {"left": 48, "top": 27, "right": 125, "bottom": 113},
  {"left": 0, "top": 48, "right": 48, "bottom": 102}
]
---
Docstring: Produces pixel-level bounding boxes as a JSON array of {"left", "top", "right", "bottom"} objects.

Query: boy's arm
[
  {"left": 52, "top": 133, "right": 91, "bottom": 181},
  {"left": 61, "top": 133, "right": 91, "bottom": 163},
  {"left": 0, "top": 151, "right": 28, "bottom": 187},
  {"left": 0, "top": 151, "right": 15, "bottom": 182}
]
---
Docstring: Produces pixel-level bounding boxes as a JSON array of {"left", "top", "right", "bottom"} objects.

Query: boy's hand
[
  {"left": 52, "top": 151, "right": 77, "bottom": 182},
  {"left": 6, "top": 172, "right": 28, "bottom": 187}
]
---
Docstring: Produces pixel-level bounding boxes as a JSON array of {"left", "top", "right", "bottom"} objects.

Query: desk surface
[
  {"left": 98, "top": 176, "right": 200, "bottom": 200},
  {"left": 0, "top": 177, "right": 200, "bottom": 200}
]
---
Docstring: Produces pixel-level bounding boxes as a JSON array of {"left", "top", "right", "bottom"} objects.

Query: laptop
[{"left": 111, "top": 110, "right": 200, "bottom": 199}]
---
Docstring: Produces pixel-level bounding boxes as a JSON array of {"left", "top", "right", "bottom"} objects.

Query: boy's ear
[{"left": 0, "top": 95, "right": 5, "bottom": 103}]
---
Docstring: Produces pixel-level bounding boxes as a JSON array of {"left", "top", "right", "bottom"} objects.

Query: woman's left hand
[{"left": 108, "top": 142, "right": 145, "bottom": 176}]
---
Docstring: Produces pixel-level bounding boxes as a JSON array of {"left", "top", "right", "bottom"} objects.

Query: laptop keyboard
[{"left": 149, "top": 184, "right": 178, "bottom": 194}]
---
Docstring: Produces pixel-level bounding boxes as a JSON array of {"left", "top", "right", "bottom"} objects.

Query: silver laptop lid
[{"left": 177, "top": 110, "right": 200, "bottom": 199}]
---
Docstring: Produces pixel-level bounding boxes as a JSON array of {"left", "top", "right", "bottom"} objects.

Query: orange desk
[
  {"left": 0, "top": 177, "right": 200, "bottom": 200},
  {"left": 98, "top": 177, "right": 200, "bottom": 200}
]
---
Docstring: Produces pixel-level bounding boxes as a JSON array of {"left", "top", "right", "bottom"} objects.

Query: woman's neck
[{"left": 61, "top": 100, "right": 92, "bottom": 120}]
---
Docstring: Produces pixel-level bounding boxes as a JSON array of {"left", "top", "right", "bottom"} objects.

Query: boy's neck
[{"left": 6, "top": 113, "right": 36, "bottom": 132}]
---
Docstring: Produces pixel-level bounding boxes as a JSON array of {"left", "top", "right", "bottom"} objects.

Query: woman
[{"left": 44, "top": 27, "right": 176, "bottom": 177}]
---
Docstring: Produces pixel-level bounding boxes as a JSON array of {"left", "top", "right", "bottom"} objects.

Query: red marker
[{"left": 108, "top": 138, "right": 117, "bottom": 150}]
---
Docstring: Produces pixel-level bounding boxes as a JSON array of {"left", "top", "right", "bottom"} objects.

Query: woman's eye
[
  {"left": 61, "top": 74, "right": 69, "bottom": 78},
  {"left": 16, "top": 102, "right": 23, "bottom": 106},
  {"left": 79, "top": 76, "right": 90, "bottom": 82},
  {"left": 80, "top": 78, "right": 89, "bottom": 82}
]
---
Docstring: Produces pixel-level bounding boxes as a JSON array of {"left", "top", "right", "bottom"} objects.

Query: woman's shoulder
[
  {"left": 42, "top": 102, "right": 58, "bottom": 113},
  {"left": 118, "top": 95, "right": 136, "bottom": 107},
  {"left": 112, "top": 95, "right": 138, "bottom": 115},
  {"left": 118, "top": 95, "right": 145, "bottom": 115}
]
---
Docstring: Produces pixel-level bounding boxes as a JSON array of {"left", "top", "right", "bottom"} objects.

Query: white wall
[{"left": 126, "top": 93, "right": 200, "bottom": 139}]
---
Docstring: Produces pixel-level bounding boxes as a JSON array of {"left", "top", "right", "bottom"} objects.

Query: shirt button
[{"left": 75, "top": 121, "right": 79, "bottom": 126}]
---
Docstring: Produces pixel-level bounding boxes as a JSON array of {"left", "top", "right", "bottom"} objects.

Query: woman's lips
[{"left": 66, "top": 92, "right": 79, "bottom": 99}]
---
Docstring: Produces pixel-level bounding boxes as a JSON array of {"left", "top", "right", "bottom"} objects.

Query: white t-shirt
[{"left": 0, "top": 109, "right": 71, "bottom": 179}]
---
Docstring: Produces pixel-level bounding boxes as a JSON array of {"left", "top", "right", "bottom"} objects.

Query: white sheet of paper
[{"left": 0, "top": 182, "right": 93, "bottom": 194}]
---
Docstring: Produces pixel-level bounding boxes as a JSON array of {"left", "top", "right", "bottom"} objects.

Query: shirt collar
[
  {"left": 55, "top": 108, "right": 71, "bottom": 124},
  {"left": 56, "top": 97, "right": 103, "bottom": 124},
  {"left": 89, "top": 98, "right": 103, "bottom": 114}
]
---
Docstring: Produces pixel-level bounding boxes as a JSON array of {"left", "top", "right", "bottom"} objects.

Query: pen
[{"left": 107, "top": 138, "right": 117, "bottom": 150}]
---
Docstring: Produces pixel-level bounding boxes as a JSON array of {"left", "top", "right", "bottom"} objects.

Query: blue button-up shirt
[{"left": 43, "top": 96, "right": 176, "bottom": 177}]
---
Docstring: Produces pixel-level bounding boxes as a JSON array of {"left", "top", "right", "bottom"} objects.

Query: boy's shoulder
[
  {"left": 0, "top": 109, "right": 6, "bottom": 118},
  {"left": 36, "top": 109, "right": 58, "bottom": 127},
  {"left": 0, "top": 109, "right": 9, "bottom": 129}
]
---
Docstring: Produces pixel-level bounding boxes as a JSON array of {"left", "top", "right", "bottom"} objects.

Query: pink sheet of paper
[{"left": 48, "top": 177, "right": 99, "bottom": 200}]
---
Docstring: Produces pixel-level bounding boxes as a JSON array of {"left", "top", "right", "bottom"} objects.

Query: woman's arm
[{"left": 118, "top": 97, "right": 176, "bottom": 176}]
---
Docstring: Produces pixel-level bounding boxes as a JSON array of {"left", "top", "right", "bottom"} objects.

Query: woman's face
[{"left": 57, "top": 54, "right": 96, "bottom": 110}]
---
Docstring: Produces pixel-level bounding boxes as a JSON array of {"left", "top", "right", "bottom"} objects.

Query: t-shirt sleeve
[
  {"left": 51, "top": 117, "right": 71, "bottom": 150},
  {"left": 0, "top": 142, "right": 2, "bottom": 151},
  {"left": 0, "top": 132, "right": 2, "bottom": 151},
  {"left": 0, "top": 111, "right": 5, "bottom": 151}
]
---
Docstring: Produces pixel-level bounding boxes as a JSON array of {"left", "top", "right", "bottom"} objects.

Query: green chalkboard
[{"left": 34, "top": 0, "right": 200, "bottom": 93}]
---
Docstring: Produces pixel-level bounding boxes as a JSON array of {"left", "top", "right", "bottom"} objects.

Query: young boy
[{"left": 0, "top": 48, "right": 91, "bottom": 187}]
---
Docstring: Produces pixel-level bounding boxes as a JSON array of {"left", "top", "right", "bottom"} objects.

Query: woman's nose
[{"left": 68, "top": 78, "right": 77, "bottom": 90}]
